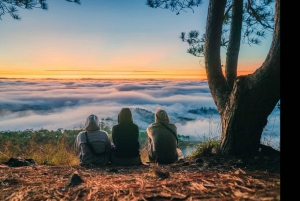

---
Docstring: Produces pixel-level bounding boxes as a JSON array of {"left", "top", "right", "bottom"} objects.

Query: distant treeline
[
  {"left": 0, "top": 128, "right": 192, "bottom": 147},
  {"left": 188, "top": 107, "right": 219, "bottom": 115}
]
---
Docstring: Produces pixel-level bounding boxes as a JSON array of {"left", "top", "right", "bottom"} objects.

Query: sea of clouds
[{"left": 0, "top": 78, "right": 280, "bottom": 150}]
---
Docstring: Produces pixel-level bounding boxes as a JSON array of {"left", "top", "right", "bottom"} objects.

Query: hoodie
[
  {"left": 75, "top": 114, "right": 111, "bottom": 165},
  {"left": 112, "top": 108, "right": 140, "bottom": 158},
  {"left": 146, "top": 108, "right": 178, "bottom": 163}
]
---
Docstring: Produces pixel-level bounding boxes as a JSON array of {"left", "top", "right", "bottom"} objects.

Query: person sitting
[
  {"left": 147, "top": 108, "right": 183, "bottom": 164},
  {"left": 75, "top": 114, "right": 112, "bottom": 166},
  {"left": 111, "top": 108, "right": 141, "bottom": 166}
]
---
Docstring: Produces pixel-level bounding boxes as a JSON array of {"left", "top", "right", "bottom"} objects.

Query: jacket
[
  {"left": 112, "top": 108, "right": 140, "bottom": 158},
  {"left": 146, "top": 108, "right": 178, "bottom": 163},
  {"left": 75, "top": 114, "right": 112, "bottom": 165}
]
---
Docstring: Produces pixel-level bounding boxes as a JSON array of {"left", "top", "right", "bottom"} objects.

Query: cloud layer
[{"left": 0, "top": 78, "right": 280, "bottom": 149}]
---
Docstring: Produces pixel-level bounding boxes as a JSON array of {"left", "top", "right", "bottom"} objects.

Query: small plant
[
  {"left": 139, "top": 141, "right": 149, "bottom": 162},
  {"left": 190, "top": 138, "right": 221, "bottom": 158}
]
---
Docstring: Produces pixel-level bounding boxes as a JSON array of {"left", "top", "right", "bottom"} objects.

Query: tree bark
[
  {"left": 205, "top": 0, "right": 280, "bottom": 157},
  {"left": 225, "top": 0, "right": 243, "bottom": 88},
  {"left": 220, "top": 0, "right": 280, "bottom": 156},
  {"left": 204, "top": 0, "right": 230, "bottom": 115}
]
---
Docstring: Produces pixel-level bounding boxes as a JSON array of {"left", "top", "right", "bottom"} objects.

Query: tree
[
  {"left": 146, "top": 0, "right": 280, "bottom": 157},
  {"left": 0, "top": 0, "right": 80, "bottom": 20}
]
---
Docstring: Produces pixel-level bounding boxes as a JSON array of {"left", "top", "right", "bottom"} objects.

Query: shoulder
[
  {"left": 76, "top": 131, "right": 86, "bottom": 142},
  {"left": 112, "top": 124, "right": 120, "bottom": 130},
  {"left": 112, "top": 123, "right": 119, "bottom": 128},
  {"left": 77, "top": 131, "right": 85, "bottom": 137},
  {"left": 96, "top": 130, "right": 110, "bottom": 140},
  {"left": 133, "top": 123, "right": 139, "bottom": 129},
  {"left": 147, "top": 123, "right": 157, "bottom": 131},
  {"left": 148, "top": 123, "right": 159, "bottom": 128},
  {"left": 147, "top": 123, "right": 155, "bottom": 127},
  {"left": 98, "top": 130, "right": 108, "bottom": 135},
  {"left": 168, "top": 123, "right": 177, "bottom": 128}
]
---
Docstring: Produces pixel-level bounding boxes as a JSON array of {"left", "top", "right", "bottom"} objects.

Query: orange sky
[
  {"left": 0, "top": 0, "right": 270, "bottom": 80},
  {"left": 0, "top": 68, "right": 256, "bottom": 80}
]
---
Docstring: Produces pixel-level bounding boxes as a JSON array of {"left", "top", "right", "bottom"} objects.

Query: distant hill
[
  {"left": 0, "top": 103, "right": 220, "bottom": 134},
  {"left": 98, "top": 107, "right": 220, "bottom": 132}
]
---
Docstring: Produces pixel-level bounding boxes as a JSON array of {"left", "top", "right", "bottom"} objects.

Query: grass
[
  {"left": 0, "top": 129, "right": 199, "bottom": 165},
  {"left": 0, "top": 133, "right": 78, "bottom": 165},
  {"left": 189, "top": 137, "right": 221, "bottom": 158},
  {"left": 0, "top": 113, "right": 279, "bottom": 165}
]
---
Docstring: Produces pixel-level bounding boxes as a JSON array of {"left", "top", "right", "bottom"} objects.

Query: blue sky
[{"left": 0, "top": 0, "right": 273, "bottom": 79}]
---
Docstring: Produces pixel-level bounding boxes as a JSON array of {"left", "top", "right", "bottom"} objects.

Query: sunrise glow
[
  {"left": 0, "top": 0, "right": 271, "bottom": 80},
  {"left": 0, "top": 68, "right": 257, "bottom": 80}
]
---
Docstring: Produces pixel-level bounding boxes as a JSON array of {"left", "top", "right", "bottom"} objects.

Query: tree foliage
[
  {"left": 146, "top": 0, "right": 202, "bottom": 15},
  {"left": 147, "top": 0, "right": 274, "bottom": 58},
  {"left": 0, "top": 0, "right": 80, "bottom": 20}
]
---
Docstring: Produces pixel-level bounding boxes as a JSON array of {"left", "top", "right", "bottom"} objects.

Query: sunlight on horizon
[{"left": 0, "top": 69, "right": 254, "bottom": 80}]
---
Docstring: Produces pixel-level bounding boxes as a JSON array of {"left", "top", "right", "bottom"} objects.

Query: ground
[{"left": 0, "top": 154, "right": 280, "bottom": 201}]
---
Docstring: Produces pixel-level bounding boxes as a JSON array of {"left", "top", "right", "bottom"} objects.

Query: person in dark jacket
[{"left": 111, "top": 108, "right": 141, "bottom": 166}]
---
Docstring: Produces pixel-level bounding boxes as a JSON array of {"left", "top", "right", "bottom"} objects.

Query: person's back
[
  {"left": 111, "top": 108, "right": 141, "bottom": 165},
  {"left": 75, "top": 114, "right": 112, "bottom": 166},
  {"left": 147, "top": 108, "right": 178, "bottom": 163},
  {"left": 112, "top": 123, "right": 140, "bottom": 158}
]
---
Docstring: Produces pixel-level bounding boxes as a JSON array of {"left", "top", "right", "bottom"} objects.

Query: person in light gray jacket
[
  {"left": 147, "top": 108, "right": 181, "bottom": 164},
  {"left": 75, "top": 114, "right": 112, "bottom": 166}
]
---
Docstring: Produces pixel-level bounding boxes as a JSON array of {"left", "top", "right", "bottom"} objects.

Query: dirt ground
[{"left": 0, "top": 155, "right": 280, "bottom": 201}]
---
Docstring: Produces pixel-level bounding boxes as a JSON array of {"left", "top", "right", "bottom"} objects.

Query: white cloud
[{"left": 0, "top": 77, "right": 280, "bottom": 150}]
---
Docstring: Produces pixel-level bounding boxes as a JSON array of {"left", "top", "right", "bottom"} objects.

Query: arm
[
  {"left": 135, "top": 125, "right": 140, "bottom": 150},
  {"left": 74, "top": 133, "right": 82, "bottom": 154},
  {"left": 146, "top": 126, "right": 153, "bottom": 146},
  {"left": 146, "top": 126, "right": 154, "bottom": 154},
  {"left": 112, "top": 126, "right": 116, "bottom": 144},
  {"left": 174, "top": 125, "right": 178, "bottom": 146},
  {"left": 105, "top": 132, "right": 112, "bottom": 153}
]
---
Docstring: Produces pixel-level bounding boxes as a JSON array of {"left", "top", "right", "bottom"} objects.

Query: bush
[{"left": 189, "top": 138, "right": 221, "bottom": 158}]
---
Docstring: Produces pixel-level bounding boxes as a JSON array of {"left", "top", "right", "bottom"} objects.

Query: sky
[
  {"left": 0, "top": 0, "right": 273, "bottom": 79},
  {"left": 0, "top": 78, "right": 280, "bottom": 150}
]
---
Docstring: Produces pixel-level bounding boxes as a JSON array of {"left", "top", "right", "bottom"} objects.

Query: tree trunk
[
  {"left": 220, "top": 0, "right": 280, "bottom": 156},
  {"left": 220, "top": 74, "right": 280, "bottom": 156},
  {"left": 205, "top": 0, "right": 280, "bottom": 157},
  {"left": 225, "top": 0, "right": 243, "bottom": 88},
  {"left": 204, "top": 0, "right": 230, "bottom": 113}
]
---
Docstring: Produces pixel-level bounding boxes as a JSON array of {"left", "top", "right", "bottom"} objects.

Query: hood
[
  {"left": 155, "top": 108, "right": 169, "bottom": 124},
  {"left": 83, "top": 114, "right": 100, "bottom": 131},
  {"left": 118, "top": 108, "right": 133, "bottom": 123}
]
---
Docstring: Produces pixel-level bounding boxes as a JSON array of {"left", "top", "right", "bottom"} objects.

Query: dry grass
[{"left": 0, "top": 134, "right": 78, "bottom": 165}]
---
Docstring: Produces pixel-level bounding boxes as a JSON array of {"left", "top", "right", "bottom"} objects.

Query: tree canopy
[
  {"left": 147, "top": 0, "right": 275, "bottom": 58},
  {"left": 0, "top": 0, "right": 80, "bottom": 20}
]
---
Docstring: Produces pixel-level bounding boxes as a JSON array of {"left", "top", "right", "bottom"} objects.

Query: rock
[
  {"left": 195, "top": 158, "right": 204, "bottom": 164},
  {"left": 65, "top": 173, "right": 83, "bottom": 187}
]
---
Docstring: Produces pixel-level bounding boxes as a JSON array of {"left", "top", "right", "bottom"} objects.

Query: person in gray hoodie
[
  {"left": 75, "top": 114, "right": 112, "bottom": 166},
  {"left": 147, "top": 108, "right": 182, "bottom": 164}
]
